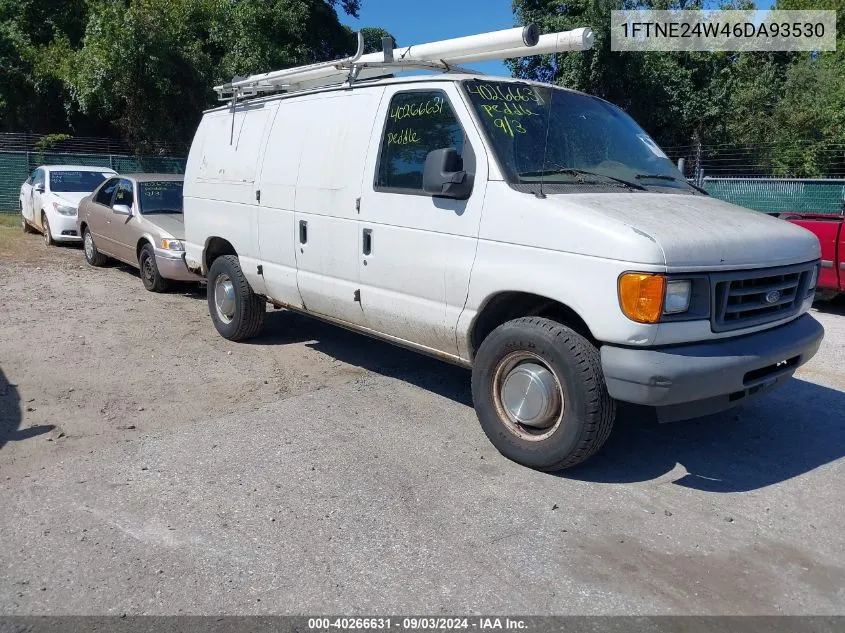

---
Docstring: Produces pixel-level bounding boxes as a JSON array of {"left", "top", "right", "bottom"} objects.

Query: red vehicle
[{"left": 784, "top": 213, "right": 845, "bottom": 299}]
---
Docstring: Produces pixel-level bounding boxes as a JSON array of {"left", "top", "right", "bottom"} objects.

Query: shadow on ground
[
  {"left": 251, "top": 309, "right": 472, "bottom": 406},
  {"left": 107, "top": 261, "right": 204, "bottom": 299},
  {"left": 563, "top": 378, "right": 845, "bottom": 492},
  {"left": 812, "top": 296, "right": 845, "bottom": 316},
  {"left": 0, "top": 367, "right": 54, "bottom": 450},
  {"left": 251, "top": 310, "right": 844, "bottom": 493}
]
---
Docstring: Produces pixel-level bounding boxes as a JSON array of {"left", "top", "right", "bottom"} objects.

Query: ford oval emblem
[{"left": 765, "top": 290, "right": 782, "bottom": 304}]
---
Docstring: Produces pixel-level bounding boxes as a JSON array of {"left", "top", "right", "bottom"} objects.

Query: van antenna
[{"left": 229, "top": 75, "right": 246, "bottom": 145}]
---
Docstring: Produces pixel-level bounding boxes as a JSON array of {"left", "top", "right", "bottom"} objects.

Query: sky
[
  {"left": 341, "top": 0, "right": 779, "bottom": 77},
  {"left": 341, "top": 0, "right": 516, "bottom": 76}
]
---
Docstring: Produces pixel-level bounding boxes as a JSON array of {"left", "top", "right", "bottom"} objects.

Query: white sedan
[{"left": 20, "top": 165, "right": 117, "bottom": 245}]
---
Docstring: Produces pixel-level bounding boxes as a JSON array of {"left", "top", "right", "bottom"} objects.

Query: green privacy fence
[
  {"left": 3, "top": 152, "right": 844, "bottom": 217},
  {"left": 0, "top": 151, "right": 186, "bottom": 211},
  {"left": 701, "top": 177, "right": 845, "bottom": 216}
]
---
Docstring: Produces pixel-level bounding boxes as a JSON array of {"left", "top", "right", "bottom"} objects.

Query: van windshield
[
  {"left": 462, "top": 79, "right": 694, "bottom": 194},
  {"left": 139, "top": 181, "right": 183, "bottom": 214}
]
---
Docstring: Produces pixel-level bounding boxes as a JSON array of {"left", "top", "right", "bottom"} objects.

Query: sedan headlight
[
  {"left": 663, "top": 280, "right": 692, "bottom": 314},
  {"left": 160, "top": 238, "right": 184, "bottom": 251},
  {"left": 53, "top": 202, "right": 76, "bottom": 216}
]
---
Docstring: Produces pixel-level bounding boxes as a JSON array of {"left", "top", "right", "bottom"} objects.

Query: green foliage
[
  {"left": 360, "top": 27, "right": 397, "bottom": 54},
  {"left": 511, "top": 0, "right": 845, "bottom": 176},
  {"left": 33, "top": 133, "right": 72, "bottom": 151},
  {"left": 1, "top": 0, "right": 393, "bottom": 153}
]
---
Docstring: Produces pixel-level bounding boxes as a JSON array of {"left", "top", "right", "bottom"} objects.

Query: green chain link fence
[
  {"left": 3, "top": 153, "right": 844, "bottom": 217},
  {"left": 701, "top": 177, "right": 845, "bottom": 215},
  {"left": 0, "top": 151, "right": 186, "bottom": 212}
]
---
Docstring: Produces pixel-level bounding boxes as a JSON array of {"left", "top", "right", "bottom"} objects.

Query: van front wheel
[
  {"left": 471, "top": 317, "right": 616, "bottom": 471},
  {"left": 207, "top": 255, "right": 265, "bottom": 341}
]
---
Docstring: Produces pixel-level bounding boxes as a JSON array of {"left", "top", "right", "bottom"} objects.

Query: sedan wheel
[
  {"left": 42, "top": 215, "right": 53, "bottom": 246},
  {"left": 82, "top": 227, "right": 107, "bottom": 266}
]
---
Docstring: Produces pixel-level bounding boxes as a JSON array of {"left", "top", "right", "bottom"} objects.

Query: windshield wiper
[
  {"left": 519, "top": 168, "right": 646, "bottom": 191},
  {"left": 636, "top": 173, "right": 708, "bottom": 194},
  {"left": 635, "top": 173, "right": 679, "bottom": 181}
]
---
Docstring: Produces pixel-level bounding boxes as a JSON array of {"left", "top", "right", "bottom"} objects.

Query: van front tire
[
  {"left": 207, "top": 255, "right": 265, "bottom": 341},
  {"left": 471, "top": 317, "right": 616, "bottom": 471}
]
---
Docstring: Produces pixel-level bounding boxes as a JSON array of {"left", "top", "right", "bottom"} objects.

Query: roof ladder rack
[{"left": 213, "top": 25, "right": 594, "bottom": 102}]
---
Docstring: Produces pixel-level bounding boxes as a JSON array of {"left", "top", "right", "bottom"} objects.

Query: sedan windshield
[
  {"left": 463, "top": 79, "right": 694, "bottom": 194},
  {"left": 139, "top": 181, "right": 183, "bottom": 214},
  {"left": 49, "top": 171, "right": 110, "bottom": 192}
]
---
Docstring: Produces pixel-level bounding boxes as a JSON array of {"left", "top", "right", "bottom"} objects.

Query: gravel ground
[{"left": 0, "top": 226, "right": 843, "bottom": 615}]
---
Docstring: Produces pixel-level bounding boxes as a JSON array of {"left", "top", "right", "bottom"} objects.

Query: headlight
[
  {"left": 53, "top": 202, "right": 76, "bottom": 216},
  {"left": 618, "top": 273, "right": 666, "bottom": 323},
  {"left": 160, "top": 238, "right": 184, "bottom": 251},
  {"left": 664, "top": 280, "right": 692, "bottom": 314}
]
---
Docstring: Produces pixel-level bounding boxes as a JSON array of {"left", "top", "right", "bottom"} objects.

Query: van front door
[{"left": 357, "top": 85, "right": 488, "bottom": 357}]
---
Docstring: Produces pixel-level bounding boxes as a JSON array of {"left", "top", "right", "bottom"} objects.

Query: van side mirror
[
  {"left": 422, "top": 148, "right": 472, "bottom": 199},
  {"left": 34, "top": 183, "right": 45, "bottom": 193},
  {"left": 113, "top": 204, "right": 132, "bottom": 216}
]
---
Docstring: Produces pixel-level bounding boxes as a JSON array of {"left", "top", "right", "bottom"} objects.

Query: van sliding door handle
[
  {"left": 299, "top": 220, "right": 308, "bottom": 244},
  {"left": 362, "top": 228, "right": 372, "bottom": 255}
]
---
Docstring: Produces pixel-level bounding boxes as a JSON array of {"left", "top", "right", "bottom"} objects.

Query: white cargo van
[{"left": 183, "top": 27, "right": 823, "bottom": 470}]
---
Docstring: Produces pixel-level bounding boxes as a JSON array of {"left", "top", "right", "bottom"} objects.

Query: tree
[
  {"left": 3, "top": 0, "right": 389, "bottom": 152},
  {"left": 0, "top": 0, "right": 87, "bottom": 132}
]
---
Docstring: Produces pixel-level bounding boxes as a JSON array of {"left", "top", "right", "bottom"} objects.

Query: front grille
[{"left": 711, "top": 263, "right": 814, "bottom": 332}]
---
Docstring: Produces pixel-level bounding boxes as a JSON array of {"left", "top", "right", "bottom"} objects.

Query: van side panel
[
  {"left": 290, "top": 90, "right": 384, "bottom": 325},
  {"left": 183, "top": 102, "right": 276, "bottom": 294},
  {"left": 256, "top": 99, "right": 310, "bottom": 308}
]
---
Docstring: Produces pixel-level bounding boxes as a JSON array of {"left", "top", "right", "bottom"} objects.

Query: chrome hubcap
[
  {"left": 84, "top": 232, "right": 94, "bottom": 259},
  {"left": 493, "top": 352, "right": 564, "bottom": 441},
  {"left": 214, "top": 274, "right": 236, "bottom": 324}
]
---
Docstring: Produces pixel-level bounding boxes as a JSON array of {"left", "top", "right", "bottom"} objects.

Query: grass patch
[
  {"left": 0, "top": 211, "right": 37, "bottom": 261},
  {"left": 0, "top": 213, "right": 20, "bottom": 228}
]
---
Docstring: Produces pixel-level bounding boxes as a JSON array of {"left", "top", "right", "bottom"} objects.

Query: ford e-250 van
[{"left": 183, "top": 66, "right": 823, "bottom": 471}]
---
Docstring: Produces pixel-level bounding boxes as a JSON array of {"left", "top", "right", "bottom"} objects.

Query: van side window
[
  {"left": 95, "top": 178, "right": 119, "bottom": 206},
  {"left": 375, "top": 90, "right": 465, "bottom": 193}
]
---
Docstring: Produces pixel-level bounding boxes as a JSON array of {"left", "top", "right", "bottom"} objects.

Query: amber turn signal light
[{"left": 618, "top": 273, "right": 666, "bottom": 323}]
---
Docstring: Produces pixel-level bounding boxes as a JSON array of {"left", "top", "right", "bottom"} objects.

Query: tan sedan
[{"left": 77, "top": 174, "right": 199, "bottom": 292}]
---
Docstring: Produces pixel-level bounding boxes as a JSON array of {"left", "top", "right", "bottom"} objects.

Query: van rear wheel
[
  {"left": 471, "top": 317, "right": 616, "bottom": 471},
  {"left": 207, "top": 255, "right": 265, "bottom": 341}
]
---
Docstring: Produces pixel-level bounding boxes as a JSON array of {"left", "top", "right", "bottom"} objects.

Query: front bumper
[
  {"left": 600, "top": 314, "right": 824, "bottom": 422},
  {"left": 48, "top": 213, "right": 81, "bottom": 241},
  {"left": 155, "top": 250, "right": 202, "bottom": 282}
]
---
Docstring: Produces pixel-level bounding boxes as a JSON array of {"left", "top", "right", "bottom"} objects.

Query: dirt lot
[
  {"left": 0, "top": 216, "right": 377, "bottom": 463},
  {"left": 1, "top": 215, "right": 844, "bottom": 614}
]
